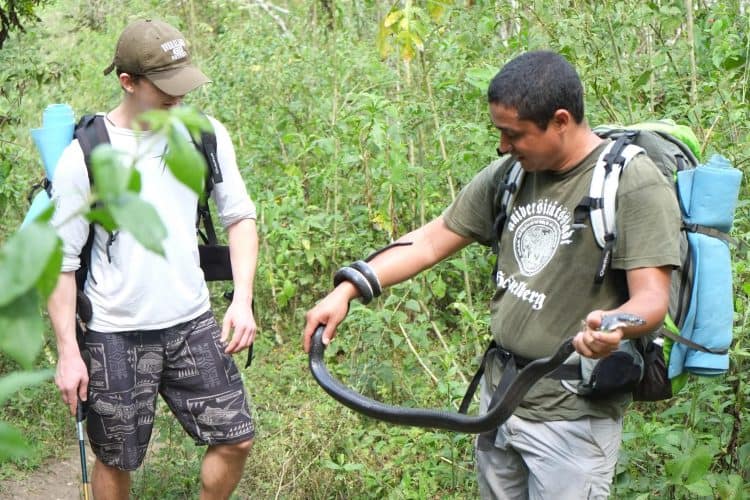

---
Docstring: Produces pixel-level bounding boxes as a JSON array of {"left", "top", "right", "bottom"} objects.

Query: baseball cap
[{"left": 103, "top": 19, "right": 211, "bottom": 96}]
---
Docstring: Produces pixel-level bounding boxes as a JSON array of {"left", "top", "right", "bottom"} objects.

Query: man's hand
[
  {"left": 302, "top": 282, "right": 358, "bottom": 353},
  {"left": 221, "top": 301, "right": 257, "bottom": 354},
  {"left": 55, "top": 353, "right": 89, "bottom": 416},
  {"left": 572, "top": 309, "right": 625, "bottom": 359}
]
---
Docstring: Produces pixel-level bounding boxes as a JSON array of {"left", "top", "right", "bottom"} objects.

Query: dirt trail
[{"left": 0, "top": 444, "right": 95, "bottom": 500}]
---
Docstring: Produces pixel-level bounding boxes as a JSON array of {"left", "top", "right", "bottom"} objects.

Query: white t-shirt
[{"left": 51, "top": 115, "right": 256, "bottom": 332}]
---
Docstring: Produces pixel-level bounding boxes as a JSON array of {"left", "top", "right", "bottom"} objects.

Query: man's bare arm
[
  {"left": 303, "top": 216, "right": 474, "bottom": 352},
  {"left": 47, "top": 271, "right": 89, "bottom": 415}
]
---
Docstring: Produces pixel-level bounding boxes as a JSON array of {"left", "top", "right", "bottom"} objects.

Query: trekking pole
[{"left": 76, "top": 400, "right": 90, "bottom": 500}]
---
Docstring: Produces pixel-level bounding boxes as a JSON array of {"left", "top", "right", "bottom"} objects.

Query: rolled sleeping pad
[
  {"left": 668, "top": 154, "right": 742, "bottom": 378},
  {"left": 22, "top": 104, "right": 75, "bottom": 228}
]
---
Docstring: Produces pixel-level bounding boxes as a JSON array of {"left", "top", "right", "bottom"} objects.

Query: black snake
[{"left": 308, "top": 313, "right": 644, "bottom": 432}]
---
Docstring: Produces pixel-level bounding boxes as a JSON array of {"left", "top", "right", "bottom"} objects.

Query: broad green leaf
[
  {"left": 279, "top": 280, "right": 297, "bottom": 307},
  {"left": 411, "top": 18, "right": 427, "bottom": 38},
  {"left": 377, "top": 22, "right": 392, "bottom": 59},
  {"left": 0, "top": 292, "right": 44, "bottom": 369},
  {"left": 632, "top": 69, "right": 653, "bottom": 89},
  {"left": 0, "top": 422, "right": 29, "bottom": 461},
  {"left": 431, "top": 276, "right": 447, "bottom": 299},
  {"left": 383, "top": 10, "right": 403, "bottom": 28},
  {"left": 721, "top": 54, "right": 745, "bottom": 71},
  {"left": 738, "top": 442, "right": 750, "bottom": 468},
  {"left": 35, "top": 236, "right": 63, "bottom": 299},
  {"left": 426, "top": 0, "right": 447, "bottom": 22},
  {"left": 171, "top": 106, "right": 212, "bottom": 140},
  {"left": 109, "top": 194, "right": 167, "bottom": 256},
  {"left": 465, "top": 66, "right": 497, "bottom": 92},
  {"left": 405, "top": 299, "right": 420, "bottom": 312},
  {"left": 0, "top": 369, "right": 53, "bottom": 406},
  {"left": 716, "top": 474, "right": 746, "bottom": 500},
  {"left": 86, "top": 207, "right": 118, "bottom": 232},
  {"left": 127, "top": 168, "right": 142, "bottom": 193},
  {"left": 401, "top": 43, "right": 414, "bottom": 62},
  {"left": 312, "top": 138, "right": 335, "bottom": 155},
  {"left": 684, "top": 448, "right": 712, "bottom": 484},
  {"left": 165, "top": 122, "right": 206, "bottom": 195},
  {"left": 664, "top": 457, "right": 682, "bottom": 484},
  {"left": 32, "top": 202, "right": 56, "bottom": 224},
  {"left": 321, "top": 459, "right": 342, "bottom": 470},
  {"left": 139, "top": 109, "right": 169, "bottom": 132},
  {"left": 0, "top": 222, "right": 60, "bottom": 307},
  {"left": 90, "top": 146, "right": 137, "bottom": 199},
  {"left": 684, "top": 480, "right": 713, "bottom": 497}
]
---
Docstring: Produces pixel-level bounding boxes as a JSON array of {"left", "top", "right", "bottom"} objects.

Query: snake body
[
  {"left": 309, "top": 327, "right": 575, "bottom": 432},
  {"left": 308, "top": 313, "right": 644, "bottom": 432}
]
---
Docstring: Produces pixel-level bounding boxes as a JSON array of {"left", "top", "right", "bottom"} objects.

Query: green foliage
[
  {"left": 0, "top": 379, "right": 73, "bottom": 477},
  {"left": 0, "top": 0, "right": 50, "bottom": 50},
  {"left": 0, "top": 209, "right": 60, "bottom": 373},
  {"left": 0, "top": 0, "right": 748, "bottom": 497},
  {"left": 129, "top": 403, "right": 202, "bottom": 498}
]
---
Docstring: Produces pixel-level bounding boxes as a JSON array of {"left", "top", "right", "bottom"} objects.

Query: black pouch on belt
[
  {"left": 562, "top": 339, "right": 644, "bottom": 399},
  {"left": 199, "top": 244, "right": 233, "bottom": 282}
]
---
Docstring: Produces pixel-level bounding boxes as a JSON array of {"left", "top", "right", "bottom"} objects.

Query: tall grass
[{"left": 1, "top": 0, "right": 748, "bottom": 497}]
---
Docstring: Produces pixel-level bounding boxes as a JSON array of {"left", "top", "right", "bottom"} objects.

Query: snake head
[{"left": 599, "top": 313, "right": 646, "bottom": 332}]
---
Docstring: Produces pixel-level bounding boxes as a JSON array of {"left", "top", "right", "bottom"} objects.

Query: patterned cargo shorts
[{"left": 83, "top": 310, "right": 255, "bottom": 471}]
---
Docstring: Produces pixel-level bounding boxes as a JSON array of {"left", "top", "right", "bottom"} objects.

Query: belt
[
  {"left": 494, "top": 345, "right": 579, "bottom": 378},
  {"left": 459, "top": 341, "right": 580, "bottom": 450}
]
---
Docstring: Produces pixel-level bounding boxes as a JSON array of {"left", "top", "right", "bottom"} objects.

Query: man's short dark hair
[{"left": 487, "top": 51, "right": 584, "bottom": 130}]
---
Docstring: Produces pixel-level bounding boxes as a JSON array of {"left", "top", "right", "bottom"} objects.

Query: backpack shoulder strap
[
  {"left": 192, "top": 117, "right": 222, "bottom": 196},
  {"left": 576, "top": 136, "right": 644, "bottom": 283},
  {"left": 72, "top": 114, "right": 116, "bottom": 286},
  {"left": 70, "top": 114, "right": 110, "bottom": 313},
  {"left": 588, "top": 138, "right": 645, "bottom": 248},
  {"left": 491, "top": 159, "right": 524, "bottom": 253},
  {"left": 194, "top": 120, "right": 222, "bottom": 245},
  {"left": 489, "top": 158, "right": 524, "bottom": 282},
  {"left": 74, "top": 114, "right": 110, "bottom": 177},
  {"left": 200, "top": 128, "right": 222, "bottom": 190}
]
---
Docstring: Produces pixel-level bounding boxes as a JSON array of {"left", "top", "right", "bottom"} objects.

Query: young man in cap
[
  {"left": 303, "top": 51, "right": 680, "bottom": 499},
  {"left": 48, "top": 19, "right": 257, "bottom": 499}
]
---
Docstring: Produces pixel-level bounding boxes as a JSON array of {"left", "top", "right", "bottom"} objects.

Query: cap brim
[{"left": 145, "top": 64, "right": 211, "bottom": 96}]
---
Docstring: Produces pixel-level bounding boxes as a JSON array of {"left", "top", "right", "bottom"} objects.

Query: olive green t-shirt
[{"left": 443, "top": 141, "right": 681, "bottom": 421}]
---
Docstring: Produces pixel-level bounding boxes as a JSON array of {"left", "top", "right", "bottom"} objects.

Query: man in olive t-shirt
[{"left": 303, "top": 51, "right": 680, "bottom": 499}]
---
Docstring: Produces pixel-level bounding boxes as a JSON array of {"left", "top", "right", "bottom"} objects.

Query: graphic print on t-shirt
[{"left": 506, "top": 198, "right": 574, "bottom": 277}]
